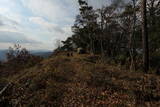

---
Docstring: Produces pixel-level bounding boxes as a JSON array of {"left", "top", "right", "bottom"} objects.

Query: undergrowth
[{"left": 1, "top": 53, "right": 160, "bottom": 106}]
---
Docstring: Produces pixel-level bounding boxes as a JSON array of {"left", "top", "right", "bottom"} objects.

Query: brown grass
[{"left": 1, "top": 53, "right": 160, "bottom": 106}]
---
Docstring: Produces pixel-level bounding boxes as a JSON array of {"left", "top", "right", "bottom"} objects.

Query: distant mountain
[
  {"left": 0, "top": 50, "right": 8, "bottom": 61},
  {"left": 0, "top": 50, "right": 52, "bottom": 61},
  {"left": 30, "top": 51, "right": 52, "bottom": 58}
]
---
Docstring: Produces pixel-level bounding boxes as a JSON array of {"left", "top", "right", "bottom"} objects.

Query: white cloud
[
  {"left": 0, "top": 0, "right": 110, "bottom": 50},
  {"left": 29, "top": 17, "right": 54, "bottom": 28},
  {"left": 0, "top": 0, "right": 24, "bottom": 24},
  {"left": 28, "top": 16, "right": 72, "bottom": 44},
  {"left": 0, "top": 15, "right": 47, "bottom": 50},
  {"left": 22, "top": 0, "right": 78, "bottom": 48},
  {"left": 0, "top": 15, "right": 38, "bottom": 42},
  {"left": 0, "top": 42, "right": 53, "bottom": 51},
  {"left": 21, "top": 0, "right": 109, "bottom": 23},
  {"left": 0, "top": 31, "right": 40, "bottom": 44},
  {"left": 21, "top": 0, "right": 78, "bottom": 24},
  {"left": 29, "top": 17, "right": 64, "bottom": 33},
  {"left": 0, "top": 7, "right": 10, "bottom": 14}
]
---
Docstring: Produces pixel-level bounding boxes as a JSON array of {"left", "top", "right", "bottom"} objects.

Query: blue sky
[{"left": 0, "top": 0, "right": 108, "bottom": 50}]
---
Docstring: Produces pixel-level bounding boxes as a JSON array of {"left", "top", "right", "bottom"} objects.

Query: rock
[{"left": 77, "top": 48, "right": 85, "bottom": 54}]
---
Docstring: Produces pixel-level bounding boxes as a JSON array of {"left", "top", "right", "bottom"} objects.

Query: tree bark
[
  {"left": 142, "top": 0, "right": 149, "bottom": 73},
  {"left": 100, "top": 10, "right": 104, "bottom": 56}
]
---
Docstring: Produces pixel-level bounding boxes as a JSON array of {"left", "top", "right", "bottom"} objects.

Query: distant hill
[
  {"left": 30, "top": 51, "right": 52, "bottom": 58},
  {"left": 0, "top": 50, "right": 52, "bottom": 61},
  {"left": 0, "top": 50, "right": 7, "bottom": 61}
]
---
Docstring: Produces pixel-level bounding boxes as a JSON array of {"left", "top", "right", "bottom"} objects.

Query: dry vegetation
[{"left": 0, "top": 53, "right": 160, "bottom": 107}]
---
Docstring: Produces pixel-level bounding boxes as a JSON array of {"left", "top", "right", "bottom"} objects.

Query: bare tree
[{"left": 129, "top": 0, "right": 137, "bottom": 71}]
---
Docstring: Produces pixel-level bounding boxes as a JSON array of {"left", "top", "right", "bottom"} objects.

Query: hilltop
[{"left": 1, "top": 52, "right": 160, "bottom": 106}]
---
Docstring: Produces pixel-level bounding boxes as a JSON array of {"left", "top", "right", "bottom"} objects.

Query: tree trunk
[
  {"left": 129, "top": 0, "right": 137, "bottom": 71},
  {"left": 142, "top": 0, "right": 149, "bottom": 73},
  {"left": 100, "top": 10, "right": 104, "bottom": 57}
]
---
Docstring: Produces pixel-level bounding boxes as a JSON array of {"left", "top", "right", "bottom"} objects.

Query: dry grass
[{"left": 1, "top": 53, "right": 160, "bottom": 106}]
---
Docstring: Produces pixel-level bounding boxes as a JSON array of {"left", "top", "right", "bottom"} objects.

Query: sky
[{"left": 0, "top": 0, "right": 109, "bottom": 51}]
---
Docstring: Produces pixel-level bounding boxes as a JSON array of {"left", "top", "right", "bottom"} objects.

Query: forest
[{"left": 59, "top": 0, "right": 160, "bottom": 73}]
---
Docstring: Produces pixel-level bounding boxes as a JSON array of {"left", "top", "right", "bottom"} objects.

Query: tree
[
  {"left": 61, "top": 37, "right": 74, "bottom": 51},
  {"left": 60, "top": 0, "right": 160, "bottom": 71},
  {"left": 6, "top": 44, "right": 43, "bottom": 70},
  {"left": 142, "top": 0, "right": 149, "bottom": 73},
  {"left": 147, "top": 0, "right": 160, "bottom": 52},
  {"left": 72, "top": 0, "right": 98, "bottom": 54}
]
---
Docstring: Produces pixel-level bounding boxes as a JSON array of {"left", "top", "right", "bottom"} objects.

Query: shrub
[{"left": 5, "top": 44, "right": 43, "bottom": 70}]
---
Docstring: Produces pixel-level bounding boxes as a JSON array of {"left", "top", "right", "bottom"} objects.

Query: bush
[
  {"left": 5, "top": 44, "right": 43, "bottom": 70},
  {"left": 115, "top": 55, "right": 127, "bottom": 65}
]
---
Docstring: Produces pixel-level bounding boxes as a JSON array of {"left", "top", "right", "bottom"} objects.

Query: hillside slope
[{"left": 1, "top": 53, "right": 160, "bottom": 106}]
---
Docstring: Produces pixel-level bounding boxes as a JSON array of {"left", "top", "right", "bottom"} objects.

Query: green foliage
[{"left": 116, "top": 55, "right": 127, "bottom": 65}]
